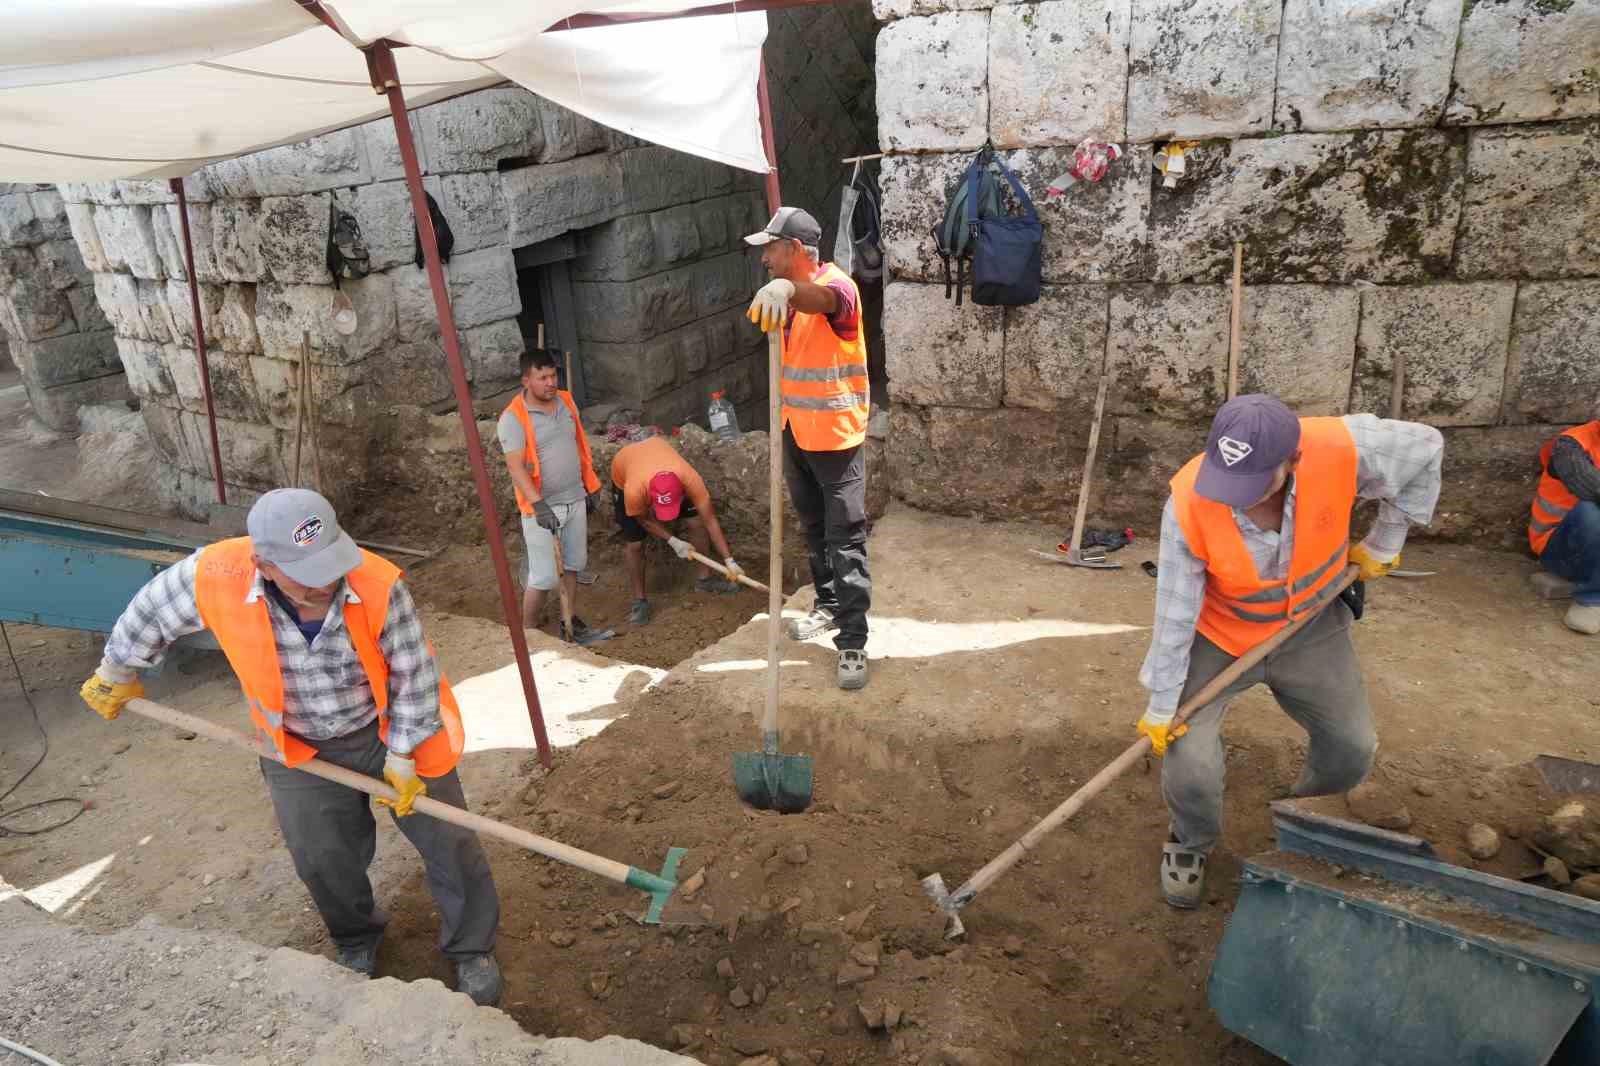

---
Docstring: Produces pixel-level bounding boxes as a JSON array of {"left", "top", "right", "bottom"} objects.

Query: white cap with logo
[{"left": 246, "top": 488, "right": 362, "bottom": 587}]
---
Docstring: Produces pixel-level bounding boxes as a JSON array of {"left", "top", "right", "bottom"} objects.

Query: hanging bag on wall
[
  {"left": 968, "top": 151, "right": 1042, "bottom": 307},
  {"left": 931, "top": 144, "right": 1003, "bottom": 307},
  {"left": 325, "top": 197, "right": 371, "bottom": 283},
  {"left": 412, "top": 190, "right": 455, "bottom": 268},
  {"left": 835, "top": 161, "right": 885, "bottom": 282}
]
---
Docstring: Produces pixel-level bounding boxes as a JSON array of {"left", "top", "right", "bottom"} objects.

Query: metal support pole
[
  {"left": 367, "top": 42, "right": 554, "bottom": 769},
  {"left": 169, "top": 177, "right": 227, "bottom": 506},
  {"left": 756, "top": 49, "right": 782, "bottom": 215}
]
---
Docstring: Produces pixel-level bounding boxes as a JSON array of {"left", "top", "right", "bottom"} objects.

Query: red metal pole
[
  {"left": 756, "top": 49, "right": 782, "bottom": 214},
  {"left": 168, "top": 177, "right": 227, "bottom": 506},
  {"left": 366, "top": 42, "right": 554, "bottom": 769}
]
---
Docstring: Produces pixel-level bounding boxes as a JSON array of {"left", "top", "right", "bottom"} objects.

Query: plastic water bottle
[{"left": 708, "top": 390, "right": 740, "bottom": 441}]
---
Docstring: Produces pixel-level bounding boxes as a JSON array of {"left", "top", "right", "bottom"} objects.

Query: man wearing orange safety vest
[
  {"left": 1528, "top": 403, "right": 1600, "bottom": 635},
  {"left": 1136, "top": 395, "right": 1443, "bottom": 909},
  {"left": 746, "top": 207, "right": 872, "bottom": 691},
  {"left": 78, "top": 489, "right": 502, "bottom": 1004}
]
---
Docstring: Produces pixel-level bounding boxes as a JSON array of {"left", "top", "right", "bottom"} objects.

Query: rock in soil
[
  {"left": 730, "top": 1034, "right": 769, "bottom": 1055},
  {"left": 783, "top": 844, "right": 810, "bottom": 865},
  {"left": 1534, "top": 801, "right": 1600, "bottom": 870},
  {"left": 840, "top": 905, "right": 873, "bottom": 935},
  {"left": 1573, "top": 875, "right": 1600, "bottom": 902},
  {"left": 849, "top": 938, "right": 881, "bottom": 968},
  {"left": 835, "top": 961, "right": 875, "bottom": 987},
  {"left": 716, "top": 957, "right": 736, "bottom": 980},
  {"left": 859, "top": 1002, "right": 885, "bottom": 1030},
  {"left": 548, "top": 930, "right": 578, "bottom": 948},
  {"left": 1545, "top": 856, "right": 1573, "bottom": 886},
  {"left": 884, "top": 1003, "right": 903, "bottom": 1029},
  {"left": 653, "top": 780, "right": 682, "bottom": 800},
  {"left": 1465, "top": 823, "right": 1501, "bottom": 860},
  {"left": 1002, "top": 935, "right": 1024, "bottom": 958},
  {"left": 1345, "top": 782, "right": 1413, "bottom": 831},
  {"left": 729, "top": 985, "right": 751, "bottom": 1008}
]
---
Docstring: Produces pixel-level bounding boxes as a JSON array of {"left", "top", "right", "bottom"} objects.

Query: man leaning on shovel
[
  {"left": 78, "top": 489, "right": 503, "bottom": 1004},
  {"left": 1136, "top": 395, "right": 1443, "bottom": 908}
]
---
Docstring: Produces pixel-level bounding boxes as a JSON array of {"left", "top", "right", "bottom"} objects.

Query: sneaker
[
  {"left": 785, "top": 606, "right": 837, "bottom": 641},
  {"left": 455, "top": 953, "right": 503, "bottom": 1007},
  {"left": 335, "top": 934, "right": 382, "bottom": 977},
  {"left": 1565, "top": 603, "right": 1600, "bottom": 635},
  {"left": 628, "top": 598, "right": 653, "bottom": 625},
  {"left": 695, "top": 576, "right": 739, "bottom": 595},
  {"left": 561, "top": 616, "right": 614, "bottom": 646},
  {"left": 837, "top": 648, "right": 867, "bottom": 690},
  {"left": 575, "top": 568, "right": 598, "bottom": 586},
  {"left": 1160, "top": 839, "right": 1207, "bottom": 910}
]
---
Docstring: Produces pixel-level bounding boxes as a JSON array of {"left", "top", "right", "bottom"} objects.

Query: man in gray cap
[
  {"left": 1136, "top": 395, "right": 1443, "bottom": 909},
  {"left": 746, "top": 206, "right": 874, "bottom": 690},
  {"left": 79, "top": 488, "right": 502, "bottom": 1004}
]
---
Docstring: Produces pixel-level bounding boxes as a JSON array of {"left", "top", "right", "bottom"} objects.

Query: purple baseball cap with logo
[{"left": 1195, "top": 394, "right": 1303, "bottom": 508}]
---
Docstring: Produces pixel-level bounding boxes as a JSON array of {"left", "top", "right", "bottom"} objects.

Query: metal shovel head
[
  {"left": 732, "top": 747, "right": 813, "bottom": 813},
  {"left": 1028, "top": 548, "right": 1122, "bottom": 570},
  {"left": 1535, "top": 754, "right": 1600, "bottom": 794}
]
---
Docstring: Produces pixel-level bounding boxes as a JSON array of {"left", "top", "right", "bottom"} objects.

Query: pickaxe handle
[{"left": 685, "top": 548, "right": 770, "bottom": 593}]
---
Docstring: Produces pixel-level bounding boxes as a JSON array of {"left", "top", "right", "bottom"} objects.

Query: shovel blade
[
  {"left": 1535, "top": 754, "right": 1600, "bottom": 794},
  {"left": 733, "top": 750, "right": 814, "bottom": 813}
]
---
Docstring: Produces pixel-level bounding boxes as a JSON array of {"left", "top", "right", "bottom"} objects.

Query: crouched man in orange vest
[
  {"left": 1527, "top": 403, "right": 1600, "bottom": 635},
  {"left": 1136, "top": 395, "right": 1443, "bottom": 909},
  {"left": 78, "top": 489, "right": 501, "bottom": 1004}
]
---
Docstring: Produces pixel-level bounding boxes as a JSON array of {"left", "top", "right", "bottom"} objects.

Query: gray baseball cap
[
  {"left": 1195, "top": 394, "right": 1303, "bottom": 508},
  {"left": 743, "top": 206, "right": 822, "bottom": 247},
  {"left": 246, "top": 488, "right": 362, "bottom": 587}
]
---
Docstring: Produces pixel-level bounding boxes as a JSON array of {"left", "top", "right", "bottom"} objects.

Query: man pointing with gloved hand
[
  {"left": 80, "top": 488, "right": 502, "bottom": 1004},
  {"left": 1136, "top": 395, "right": 1441, "bottom": 909}
]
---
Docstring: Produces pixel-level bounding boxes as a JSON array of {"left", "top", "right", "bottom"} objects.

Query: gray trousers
[
  {"left": 259, "top": 720, "right": 499, "bottom": 960},
  {"left": 1164, "top": 600, "right": 1377, "bottom": 853}
]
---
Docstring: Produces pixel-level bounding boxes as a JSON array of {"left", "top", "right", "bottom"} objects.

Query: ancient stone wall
[
  {"left": 0, "top": 183, "right": 126, "bottom": 431},
  {"left": 874, "top": 0, "right": 1600, "bottom": 546}
]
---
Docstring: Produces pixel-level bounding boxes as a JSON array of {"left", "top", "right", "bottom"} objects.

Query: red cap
[{"left": 648, "top": 470, "right": 684, "bottom": 521}]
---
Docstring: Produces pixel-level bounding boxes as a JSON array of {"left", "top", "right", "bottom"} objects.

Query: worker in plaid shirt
[{"left": 78, "top": 489, "right": 502, "bottom": 1006}]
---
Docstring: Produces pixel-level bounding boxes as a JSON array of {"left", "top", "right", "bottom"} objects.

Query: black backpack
[
  {"left": 325, "top": 198, "right": 371, "bottom": 283},
  {"left": 932, "top": 145, "right": 1042, "bottom": 307},
  {"left": 412, "top": 190, "right": 455, "bottom": 268}
]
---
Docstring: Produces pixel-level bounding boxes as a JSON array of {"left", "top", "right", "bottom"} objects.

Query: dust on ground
[{"left": 3, "top": 507, "right": 1598, "bottom": 1066}]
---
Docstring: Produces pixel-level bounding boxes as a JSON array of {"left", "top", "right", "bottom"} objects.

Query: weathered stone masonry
[{"left": 874, "top": 0, "right": 1600, "bottom": 546}]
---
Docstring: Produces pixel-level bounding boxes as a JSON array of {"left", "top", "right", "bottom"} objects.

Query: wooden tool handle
[
  {"left": 1065, "top": 342, "right": 1112, "bottom": 557},
  {"left": 1227, "top": 242, "right": 1243, "bottom": 401},
  {"left": 685, "top": 548, "right": 771, "bottom": 593},
  {"left": 123, "top": 697, "right": 634, "bottom": 886},
  {"left": 551, "top": 527, "right": 574, "bottom": 634},
  {"left": 952, "top": 566, "right": 1360, "bottom": 904},
  {"left": 764, "top": 329, "right": 783, "bottom": 742}
]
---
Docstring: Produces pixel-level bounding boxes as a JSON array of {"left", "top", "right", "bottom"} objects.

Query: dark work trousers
[
  {"left": 782, "top": 423, "right": 871, "bottom": 651},
  {"left": 259, "top": 719, "right": 499, "bottom": 961},
  {"left": 1541, "top": 500, "right": 1600, "bottom": 606}
]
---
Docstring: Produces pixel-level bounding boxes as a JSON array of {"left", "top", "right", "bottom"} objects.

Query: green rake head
[{"left": 629, "top": 846, "right": 709, "bottom": 926}]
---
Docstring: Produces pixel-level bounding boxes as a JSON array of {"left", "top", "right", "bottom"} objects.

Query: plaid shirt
[
  {"left": 1139, "top": 414, "right": 1444, "bottom": 720},
  {"left": 101, "top": 552, "right": 442, "bottom": 753}
]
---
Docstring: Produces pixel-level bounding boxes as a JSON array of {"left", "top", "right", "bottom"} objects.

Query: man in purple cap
[{"left": 1136, "top": 395, "right": 1443, "bottom": 908}]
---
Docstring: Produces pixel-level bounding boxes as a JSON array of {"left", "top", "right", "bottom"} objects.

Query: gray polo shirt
[{"left": 498, "top": 397, "right": 587, "bottom": 505}]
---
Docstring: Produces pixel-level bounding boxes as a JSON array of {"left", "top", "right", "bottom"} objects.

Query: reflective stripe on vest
[
  {"left": 503, "top": 390, "right": 602, "bottom": 516},
  {"left": 193, "top": 538, "right": 464, "bottom": 776},
  {"left": 1169, "top": 417, "right": 1359, "bottom": 658},
  {"left": 1529, "top": 423, "right": 1599, "bottom": 555},
  {"left": 780, "top": 262, "right": 869, "bottom": 452}
]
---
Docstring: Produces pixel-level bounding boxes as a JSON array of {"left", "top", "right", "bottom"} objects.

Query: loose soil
[{"left": 4, "top": 507, "right": 1599, "bottom": 1066}]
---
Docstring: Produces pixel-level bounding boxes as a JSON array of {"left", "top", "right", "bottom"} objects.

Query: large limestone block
[
  {"left": 166, "top": 343, "right": 260, "bottom": 422},
  {"left": 439, "top": 172, "right": 508, "bottom": 254},
  {"left": 989, "top": 0, "right": 1130, "bottom": 147},
  {"left": 29, "top": 190, "right": 70, "bottom": 242},
  {"left": 1107, "top": 285, "right": 1230, "bottom": 420},
  {"left": 1102, "top": 416, "right": 1209, "bottom": 527},
  {"left": 149, "top": 204, "right": 187, "bottom": 280},
  {"left": 68, "top": 286, "right": 111, "bottom": 335},
  {"left": 349, "top": 180, "right": 426, "bottom": 273},
  {"left": 163, "top": 279, "right": 225, "bottom": 350},
  {"left": 649, "top": 205, "right": 703, "bottom": 267},
  {"left": 15, "top": 331, "right": 120, "bottom": 389},
  {"left": 1446, "top": 0, "right": 1600, "bottom": 126},
  {"left": 573, "top": 269, "right": 696, "bottom": 344},
  {"left": 441, "top": 247, "right": 520, "bottom": 330},
  {"left": 96, "top": 205, "right": 165, "bottom": 280},
  {"left": 1455, "top": 119, "right": 1600, "bottom": 279},
  {"left": 1275, "top": 0, "right": 1461, "bottom": 131},
  {"left": 1002, "top": 285, "right": 1111, "bottom": 413},
  {"left": 21, "top": 371, "right": 131, "bottom": 433},
  {"left": 246, "top": 355, "right": 298, "bottom": 430},
  {"left": 0, "top": 192, "right": 40, "bottom": 245},
  {"left": 116, "top": 336, "right": 175, "bottom": 401},
  {"left": 693, "top": 252, "right": 753, "bottom": 318},
  {"left": 1237, "top": 285, "right": 1360, "bottom": 415},
  {"left": 1504, "top": 281, "right": 1600, "bottom": 425},
  {"left": 93, "top": 273, "right": 146, "bottom": 340},
  {"left": 535, "top": 97, "right": 611, "bottom": 164},
  {"left": 419, "top": 88, "right": 546, "bottom": 173},
  {"left": 571, "top": 214, "right": 656, "bottom": 283},
  {"left": 158, "top": 202, "right": 222, "bottom": 283},
  {"left": 211, "top": 129, "right": 371, "bottom": 199},
  {"left": 64, "top": 203, "right": 108, "bottom": 273},
  {"left": 462, "top": 318, "right": 525, "bottom": 390},
  {"left": 34, "top": 241, "right": 90, "bottom": 294},
  {"left": 615, "top": 147, "right": 710, "bottom": 216},
  {"left": 503, "top": 154, "right": 625, "bottom": 247},
  {"left": 876, "top": 12, "right": 989, "bottom": 151},
  {"left": 212, "top": 199, "right": 263, "bottom": 283},
  {"left": 1351, "top": 283, "right": 1516, "bottom": 426},
  {"left": 882, "top": 281, "right": 1002, "bottom": 407},
  {"left": 888, "top": 403, "right": 1088, "bottom": 520},
  {"left": 135, "top": 279, "right": 179, "bottom": 345},
  {"left": 392, "top": 264, "right": 437, "bottom": 343},
  {"left": 255, "top": 274, "right": 396, "bottom": 365},
  {"left": 1127, "top": 0, "right": 1281, "bottom": 141},
  {"left": 1148, "top": 129, "right": 1466, "bottom": 283},
  {"left": 1, "top": 267, "right": 75, "bottom": 342},
  {"left": 219, "top": 284, "right": 260, "bottom": 355},
  {"left": 361, "top": 116, "right": 431, "bottom": 183},
  {"left": 260, "top": 194, "right": 333, "bottom": 284},
  {"left": 872, "top": 0, "right": 991, "bottom": 21}
]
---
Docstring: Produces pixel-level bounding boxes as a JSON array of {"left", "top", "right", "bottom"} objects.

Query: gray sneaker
[
  {"left": 785, "top": 607, "right": 837, "bottom": 640},
  {"left": 335, "top": 933, "right": 382, "bottom": 977},
  {"left": 837, "top": 648, "right": 867, "bottom": 690},
  {"left": 695, "top": 575, "right": 739, "bottom": 595},
  {"left": 456, "top": 953, "right": 503, "bottom": 1007},
  {"left": 628, "top": 598, "right": 653, "bottom": 625}
]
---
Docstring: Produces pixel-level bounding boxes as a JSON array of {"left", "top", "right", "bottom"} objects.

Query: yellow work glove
[
  {"left": 746, "top": 278, "right": 795, "bottom": 333},
  {"left": 79, "top": 672, "right": 143, "bottom": 721},
  {"left": 1348, "top": 542, "right": 1399, "bottom": 582},
  {"left": 1136, "top": 713, "right": 1188, "bottom": 757},
  {"left": 376, "top": 752, "right": 426, "bottom": 817}
]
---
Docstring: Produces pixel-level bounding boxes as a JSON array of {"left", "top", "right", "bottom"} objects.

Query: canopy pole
[
  {"left": 168, "top": 177, "right": 227, "bottom": 506},
  {"left": 756, "top": 49, "right": 782, "bottom": 214},
  {"left": 366, "top": 41, "right": 554, "bottom": 770}
]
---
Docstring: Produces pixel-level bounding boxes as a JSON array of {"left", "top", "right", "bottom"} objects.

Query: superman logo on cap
[{"left": 1217, "top": 436, "right": 1253, "bottom": 467}]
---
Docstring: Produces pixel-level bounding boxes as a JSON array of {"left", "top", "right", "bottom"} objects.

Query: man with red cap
[
  {"left": 610, "top": 434, "right": 743, "bottom": 624},
  {"left": 1136, "top": 395, "right": 1443, "bottom": 909}
]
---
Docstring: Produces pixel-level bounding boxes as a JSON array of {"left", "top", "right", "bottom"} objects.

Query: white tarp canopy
[{"left": 0, "top": 0, "right": 771, "bottom": 183}]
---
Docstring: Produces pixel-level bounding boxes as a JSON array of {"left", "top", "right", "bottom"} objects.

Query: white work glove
[
  {"left": 747, "top": 278, "right": 796, "bottom": 333},
  {"left": 723, "top": 558, "right": 744, "bottom": 581},
  {"left": 667, "top": 536, "right": 693, "bottom": 560}
]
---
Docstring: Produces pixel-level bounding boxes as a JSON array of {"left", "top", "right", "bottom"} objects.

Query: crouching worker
[
  {"left": 611, "top": 434, "right": 744, "bottom": 624},
  {"left": 1136, "top": 395, "right": 1442, "bottom": 909},
  {"left": 78, "top": 489, "right": 502, "bottom": 1004},
  {"left": 1528, "top": 403, "right": 1600, "bottom": 635}
]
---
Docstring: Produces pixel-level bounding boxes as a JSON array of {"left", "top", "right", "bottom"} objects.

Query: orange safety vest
[
  {"left": 1529, "top": 422, "right": 1600, "bottom": 556},
  {"left": 1170, "top": 417, "right": 1358, "bottom": 657},
  {"left": 193, "top": 538, "right": 464, "bottom": 776},
  {"left": 503, "top": 390, "right": 601, "bottom": 516},
  {"left": 781, "top": 262, "right": 869, "bottom": 452}
]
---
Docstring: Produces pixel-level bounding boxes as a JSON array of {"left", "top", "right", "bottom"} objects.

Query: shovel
[
  {"left": 1034, "top": 337, "right": 1120, "bottom": 570},
  {"left": 685, "top": 548, "right": 771, "bottom": 594},
  {"left": 551, "top": 531, "right": 613, "bottom": 646},
  {"left": 122, "top": 697, "right": 701, "bottom": 925},
  {"left": 732, "top": 328, "right": 813, "bottom": 813}
]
